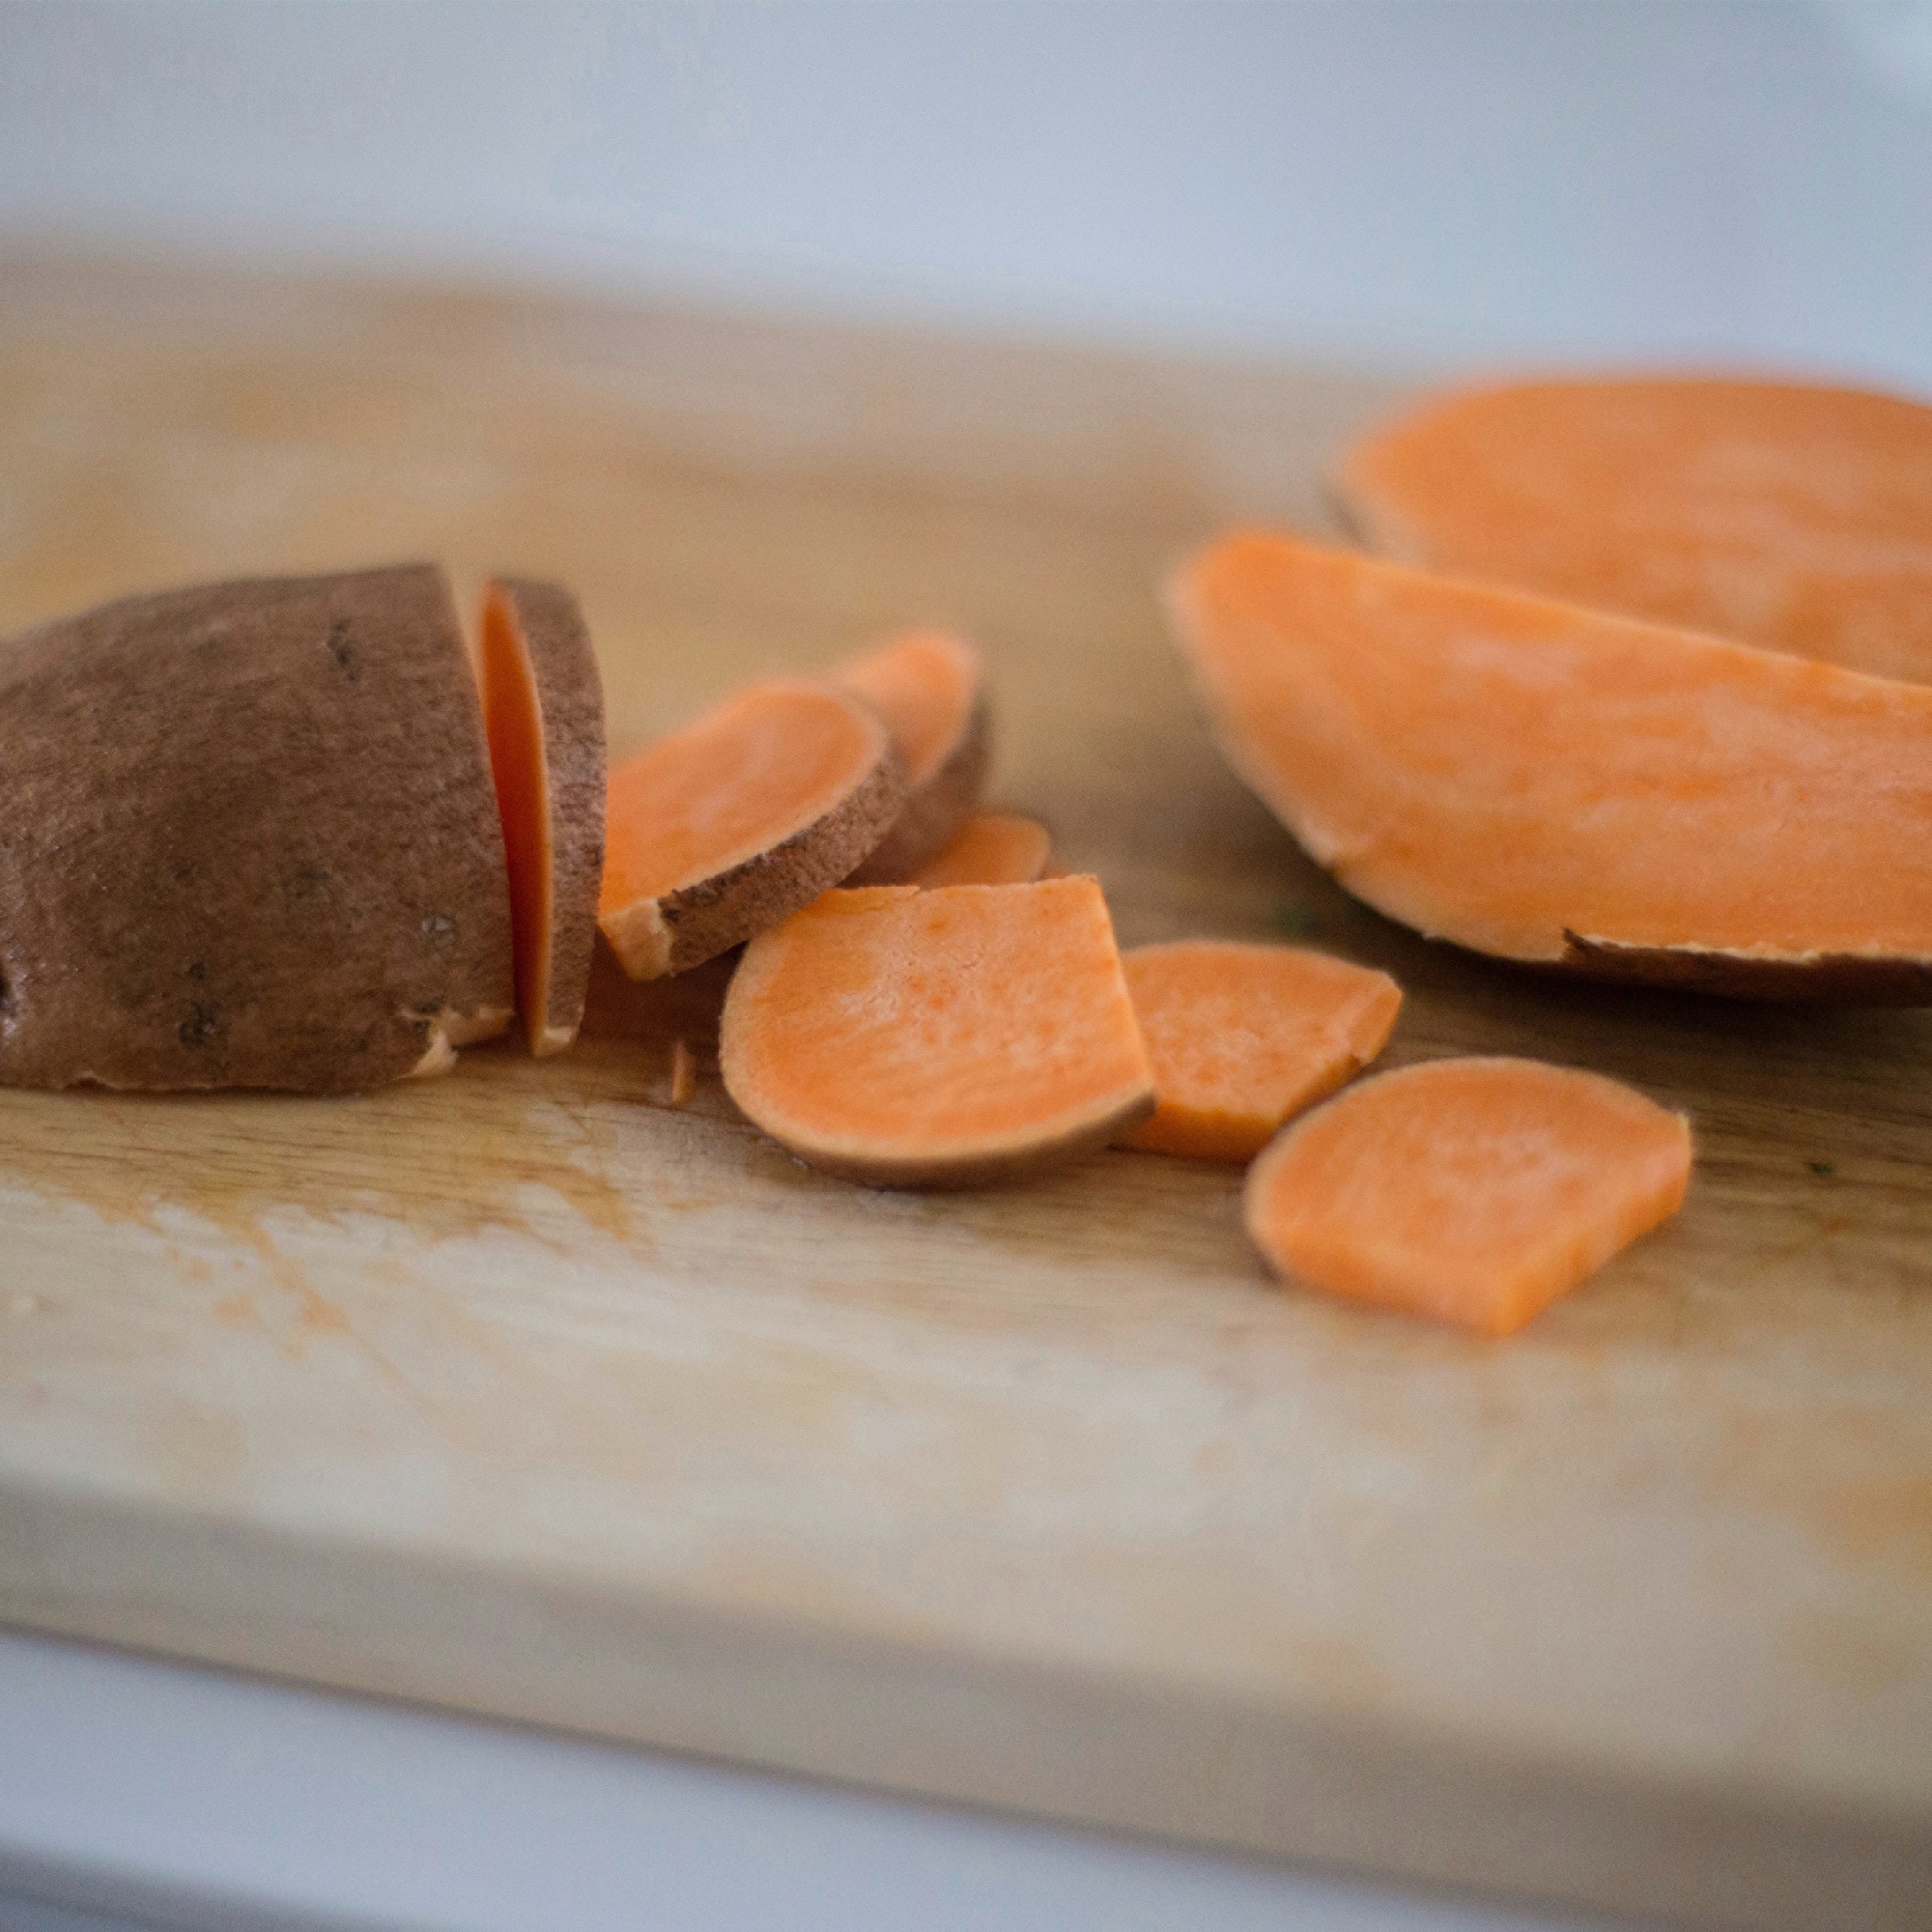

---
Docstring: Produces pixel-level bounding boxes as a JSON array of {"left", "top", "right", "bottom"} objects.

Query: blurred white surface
[
  {"left": 0, "top": 0, "right": 1927, "bottom": 387},
  {"left": 0, "top": 1629, "right": 1646, "bottom": 1932}
]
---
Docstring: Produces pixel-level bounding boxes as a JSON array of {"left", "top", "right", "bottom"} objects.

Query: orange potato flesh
[
  {"left": 1244, "top": 1058, "right": 1691, "bottom": 1337},
  {"left": 598, "top": 680, "right": 897, "bottom": 979},
  {"left": 480, "top": 588, "right": 552, "bottom": 1051},
  {"left": 1170, "top": 530, "right": 1932, "bottom": 980},
  {"left": 603, "top": 683, "right": 878, "bottom": 907},
  {"left": 720, "top": 878, "right": 1154, "bottom": 1187},
  {"left": 913, "top": 814, "right": 1051, "bottom": 887},
  {"left": 837, "top": 630, "right": 980, "bottom": 784},
  {"left": 1338, "top": 377, "right": 1932, "bottom": 684},
  {"left": 1121, "top": 941, "right": 1401, "bottom": 1162}
]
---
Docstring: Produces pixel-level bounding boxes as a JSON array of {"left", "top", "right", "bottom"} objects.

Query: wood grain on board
[{"left": 0, "top": 256, "right": 1927, "bottom": 1931}]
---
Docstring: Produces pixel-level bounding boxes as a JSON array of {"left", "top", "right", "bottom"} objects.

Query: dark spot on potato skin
[
  {"left": 177, "top": 1001, "right": 224, "bottom": 1049},
  {"left": 185, "top": 961, "right": 206, "bottom": 981}
]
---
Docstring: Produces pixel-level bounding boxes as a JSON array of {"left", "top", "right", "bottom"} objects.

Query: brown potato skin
[
  {"left": 1557, "top": 933, "right": 1932, "bottom": 1005},
  {"left": 0, "top": 564, "right": 514, "bottom": 1091},
  {"left": 844, "top": 699, "right": 990, "bottom": 885},
  {"left": 653, "top": 745, "right": 909, "bottom": 975},
  {"left": 488, "top": 577, "right": 607, "bottom": 1052}
]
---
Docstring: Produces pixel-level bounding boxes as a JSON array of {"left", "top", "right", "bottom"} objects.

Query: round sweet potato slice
[
  {"left": 1121, "top": 941, "right": 1401, "bottom": 1162},
  {"left": 1244, "top": 1057, "right": 1691, "bottom": 1337},
  {"left": 0, "top": 565, "right": 514, "bottom": 1091},
  {"left": 837, "top": 630, "right": 990, "bottom": 882},
  {"left": 479, "top": 577, "right": 607, "bottom": 1057},
  {"left": 720, "top": 878, "right": 1154, "bottom": 1187},
  {"left": 912, "top": 813, "right": 1051, "bottom": 888},
  {"left": 1169, "top": 530, "right": 1932, "bottom": 1002},
  {"left": 1335, "top": 376, "right": 1932, "bottom": 683},
  {"left": 599, "top": 681, "right": 905, "bottom": 980}
]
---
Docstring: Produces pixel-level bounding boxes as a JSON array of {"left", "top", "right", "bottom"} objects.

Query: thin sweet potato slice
[
  {"left": 480, "top": 577, "right": 607, "bottom": 1056},
  {"left": 599, "top": 681, "right": 905, "bottom": 980},
  {"left": 1170, "top": 530, "right": 1932, "bottom": 1001},
  {"left": 1335, "top": 377, "right": 1932, "bottom": 683},
  {"left": 838, "top": 630, "right": 990, "bottom": 881},
  {"left": 1121, "top": 941, "right": 1400, "bottom": 1162},
  {"left": 1244, "top": 1057, "right": 1690, "bottom": 1336},
  {"left": 0, "top": 565, "right": 513, "bottom": 1092},
  {"left": 720, "top": 877, "right": 1154, "bottom": 1187},
  {"left": 912, "top": 813, "right": 1051, "bottom": 888}
]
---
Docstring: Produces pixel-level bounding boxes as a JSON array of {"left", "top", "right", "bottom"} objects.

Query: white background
[
  {"left": 0, "top": 4, "right": 1924, "bottom": 1928},
  {"left": 1, "top": 1, "right": 1929, "bottom": 386}
]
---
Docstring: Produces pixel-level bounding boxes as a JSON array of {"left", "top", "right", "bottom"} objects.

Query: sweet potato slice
[
  {"left": 480, "top": 577, "right": 607, "bottom": 1056},
  {"left": 837, "top": 630, "right": 990, "bottom": 881},
  {"left": 1170, "top": 530, "right": 1932, "bottom": 1001},
  {"left": 1335, "top": 377, "right": 1932, "bottom": 682},
  {"left": 720, "top": 877, "right": 1154, "bottom": 1187},
  {"left": 1244, "top": 1057, "right": 1691, "bottom": 1336},
  {"left": 599, "top": 681, "right": 905, "bottom": 980},
  {"left": 0, "top": 565, "right": 513, "bottom": 1091},
  {"left": 912, "top": 813, "right": 1051, "bottom": 888},
  {"left": 1121, "top": 941, "right": 1400, "bottom": 1162}
]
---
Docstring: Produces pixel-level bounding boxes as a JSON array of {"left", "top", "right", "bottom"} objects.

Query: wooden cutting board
[{"left": 1, "top": 256, "right": 1926, "bottom": 1932}]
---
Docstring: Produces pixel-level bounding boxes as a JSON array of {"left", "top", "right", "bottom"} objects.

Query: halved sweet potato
[
  {"left": 1170, "top": 531, "right": 1932, "bottom": 1001},
  {"left": 912, "top": 813, "right": 1051, "bottom": 888},
  {"left": 838, "top": 630, "right": 990, "bottom": 881},
  {"left": 1121, "top": 941, "right": 1400, "bottom": 1162},
  {"left": 1244, "top": 1057, "right": 1691, "bottom": 1336},
  {"left": 480, "top": 577, "right": 607, "bottom": 1056},
  {"left": 720, "top": 878, "right": 1154, "bottom": 1186},
  {"left": 1335, "top": 376, "right": 1932, "bottom": 682},
  {"left": 0, "top": 565, "right": 514, "bottom": 1091},
  {"left": 599, "top": 681, "right": 905, "bottom": 980}
]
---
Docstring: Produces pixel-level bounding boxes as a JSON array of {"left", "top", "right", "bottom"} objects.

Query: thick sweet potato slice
[
  {"left": 0, "top": 565, "right": 514, "bottom": 1091},
  {"left": 1121, "top": 941, "right": 1400, "bottom": 1162},
  {"left": 599, "top": 681, "right": 905, "bottom": 980},
  {"left": 480, "top": 577, "right": 607, "bottom": 1056},
  {"left": 1244, "top": 1057, "right": 1691, "bottom": 1336},
  {"left": 912, "top": 813, "right": 1051, "bottom": 888},
  {"left": 1335, "top": 377, "right": 1932, "bottom": 682},
  {"left": 837, "top": 630, "right": 990, "bottom": 881},
  {"left": 1170, "top": 530, "right": 1932, "bottom": 1001},
  {"left": 720, "top": 877, "right": 1154, "bottom": 1187}
]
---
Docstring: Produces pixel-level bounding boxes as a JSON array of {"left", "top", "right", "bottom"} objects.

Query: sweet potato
[
  {"left": 720, "top": 878, "right": 1154, "bottom": 1186},
  {"left": 0, "top": 565, "right": 513, "bottom": 1091},
  {"left": 1244, "top": 1057, "right": 1691, "bottom": 1336},
  {"left": 479, "top": 577, "right": 606, "bottom": 1057},
  {"left": 1121, "top": 941, "right": 1400, "bottom": 1162},
  {"left": 1336, "top": 377, "right": 1932, "bottom": 682},
  {"left": 1170, "top": 530, "right": 1932, "bottom": 1001},
  {"left": 912, "top": 813, "right": 1051, "bottom": 887},
  {"left": 838, "top": 630, "right": 990, "bottom": 881},
  {"left": 599, "top": 681, "right": 905, "bottom": 980}
]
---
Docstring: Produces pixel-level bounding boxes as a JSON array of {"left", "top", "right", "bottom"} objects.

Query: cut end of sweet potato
[
  {"left": 480, "top": 577, "right": 607, "bottom": 1057},
  {"left": 1336, "top": 376, "right": 1932, "bottom": 683},
  {"left": 912, "top": 813, "right": 1051, "bottom": 888},
  {"left": 1244, "top": 1057, "right": 1691, "bottom": 1336},
  {"left": 837, "top": 630, "right": 991, "bottom": 880},
  {"left": 720, "top": 876, "right": 1154, "bottom": 1188},
  {"left": 1121, "top": 941, "right": 1401, "bottom": 1162},
  {"left": 1170, "top": 529, "right": 1932, "bottom": 1002},
  {"left": 598, "top": 680, "right": 906, "bottom": 980}
]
